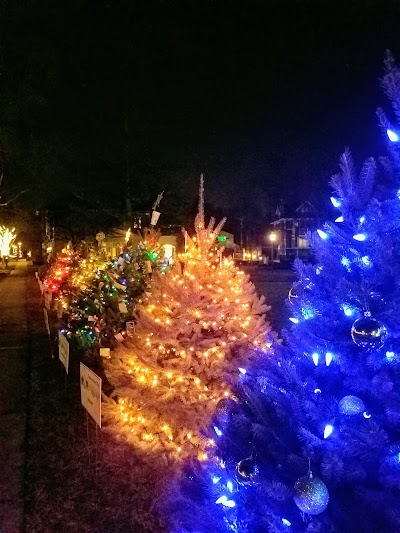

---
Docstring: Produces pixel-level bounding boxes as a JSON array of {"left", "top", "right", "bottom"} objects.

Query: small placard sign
[
  {"left": 118, "top": 301, "right": 128, "bottom": 314},
  {"left": 43, "top": 308, "right": 50, "bottom": 336},
  {"left": 80, "top": 363, "right": 102, "bottom": 427},
  {"left": 58, "top": 331, "right": 69, "bottom": 374},
  {"left": 100, "top": 347, "right": 110, "bottom": 358}
]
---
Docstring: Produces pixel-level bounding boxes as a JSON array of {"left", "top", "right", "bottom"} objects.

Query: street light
[{"left": 269, "top": 232, "right": 277, "bottom": 262}]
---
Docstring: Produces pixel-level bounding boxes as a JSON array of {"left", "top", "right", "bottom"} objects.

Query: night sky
[{"left": 2, "top": 1, "right": 400, "bottom": 239}]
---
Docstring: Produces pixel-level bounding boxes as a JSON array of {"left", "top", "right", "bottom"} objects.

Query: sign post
[
  {"left": 44, "top": 288, "right": 52, "bottom": 310},
  {"left": 80, "top": 363, "right": 102, "bottom": 427},
  {"left": 58, "top": 331, "right": 69, "bottom": 374},
  {"left": 43, "top": 308, "right": 53, "bottom": 358}
]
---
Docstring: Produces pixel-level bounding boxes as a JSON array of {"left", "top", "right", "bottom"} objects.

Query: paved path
[{"left": 0, "top": 261, "right": 47, "bottom": 533}]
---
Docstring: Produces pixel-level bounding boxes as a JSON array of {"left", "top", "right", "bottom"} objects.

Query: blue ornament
[
  {"left": 293, "top": 472, "right": 329, "bottom": 515},
  {"left": 351, "top": 314, "right": 387, "bottom": 348},
  {"left": 338, "top": 395, "right": 365, "bottom": 416},
  {"left": 236, "top": 457, "right": 258, "bottom": 485}
]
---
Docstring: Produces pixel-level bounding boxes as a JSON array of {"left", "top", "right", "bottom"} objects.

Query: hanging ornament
[
  {"left": 351, "top": 313, "right": 387, "bottom": 348},
  {"left": 338, "top": 395, "right": 365, "bottom": 415},
  {"left": 370, "top": 291, "right": 382, "bottom": 301},
  {"left": 288, "top": 284, "right": 299, "bottom": 305},
  {"left": 215, "top": 397, "right": 236, "bottom": 417},
  {"left": 236, "top": 456, "right": 258, "bottom": 485},
  {"left": 293, "top": 471, "right": 329, "bottom": 515},
  {"left": 214, "top": 397, "right": 237, "bottom": 426}
]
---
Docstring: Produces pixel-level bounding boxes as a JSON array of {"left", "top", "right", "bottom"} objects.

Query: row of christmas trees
[
  {"left": 41, "top": 52, "right": 400, "bottom": 532},
  {"left": 159, "top": 52, "right": 400, "bottom": 533},
  {"left": 40, "top": 180, "right": 273, "bottom": 463}
]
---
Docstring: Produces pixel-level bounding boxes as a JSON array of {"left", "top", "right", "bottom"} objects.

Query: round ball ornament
[
  {"left": 338, "top": 395, "right": 365, "bottom": 416},
  {"left": 293, "top": 471, "right": 329, "bottom": 515},
  {"left": 236, "top": 456, "right": 258, "bottom": 485},
  {"left": 215, "top": 397, "right": 236, "bottom": 417},
  {"left": 288, "top": 284, "right": 299, "bottom": 305},
  {"left": 214, "top": 397, "right": 237, "bottom": 426},
  {"left": 351, "top": 313, "right": 387, "bottom": 348}
]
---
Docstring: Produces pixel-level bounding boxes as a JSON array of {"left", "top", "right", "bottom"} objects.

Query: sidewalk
[{"left": 0, "top": 260, "right": 49, "bottom": 532}]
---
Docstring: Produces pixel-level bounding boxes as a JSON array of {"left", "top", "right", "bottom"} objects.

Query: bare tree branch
[{"left": 0, "top": 188, "right": 30, "bottom": 207}]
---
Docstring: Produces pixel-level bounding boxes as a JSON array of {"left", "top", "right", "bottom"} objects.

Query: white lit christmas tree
[
  {"left": 0, "top": 225, "right": 16, "bottom": 257},
  {"left": 103, "top": 176, "right": 273, "bottom": 462}
]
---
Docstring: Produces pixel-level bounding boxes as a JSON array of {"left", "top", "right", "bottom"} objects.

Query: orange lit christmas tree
[{"left": 103, "top": 176, "right": 273, "bottom": 462}]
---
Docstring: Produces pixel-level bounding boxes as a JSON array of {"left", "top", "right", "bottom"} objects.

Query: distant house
[
  {"left": 216, "top": 231, "right": 239, "bottom": 253},
  {"left": 102, "top": 227, "right": 178, "bottom": 261},
  {"left": 269, "top": 201, "right": 322, "bottom": 262}
]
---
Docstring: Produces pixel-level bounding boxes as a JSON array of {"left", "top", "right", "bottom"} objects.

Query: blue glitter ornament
[
  {"left": 338, "top": 395, "right": 365, "bottom": 416},
  {"left": 293, "top": 471, "right": 329, "bottom": 515},
  {"left": 351, "top": 314, "right": 387, "bottom": 348}
]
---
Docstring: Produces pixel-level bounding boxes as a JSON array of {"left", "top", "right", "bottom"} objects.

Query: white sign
[
  {"left": 80, "top": 363, "right": 102, "bottom": 427},
  {"left": 150, "top": 210, "right": 160, "bottom": 226},
  {"left": 100, "top": 347, "right": 110, "bottom": 358},
  {"left": 43, "top": 308, "right": 50, "bottom": 336},
  {"left": 118, "top": 301, "right": 128, "bottom": 314},
  {"left": 58, "top": 331, "right": 69, "bottom": 374}
]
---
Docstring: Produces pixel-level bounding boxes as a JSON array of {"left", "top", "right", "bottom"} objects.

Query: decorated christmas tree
[
  {"left": 163, "top": 151, "right": 400, "bottom": 532},
  {"left": 103, "top": 177, "right": 273, "bottom": 462},
  {"left": 58, "top": 248, "right": 107, "bottom": 312},
  {"left": 62, "top": 233, "right": 159, "bottom": 350},
  {"left": 42, "top": 245, "right": 79, "bottom": 295}
]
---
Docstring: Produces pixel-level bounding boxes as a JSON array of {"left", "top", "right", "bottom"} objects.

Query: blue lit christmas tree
[{"left": 162, "top": 141, "right": 400, "bottom": 531}]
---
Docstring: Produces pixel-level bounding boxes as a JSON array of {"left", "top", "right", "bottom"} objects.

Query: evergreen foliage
[{"left": 163, "top": 58, "right": 400, "bottom": 531}]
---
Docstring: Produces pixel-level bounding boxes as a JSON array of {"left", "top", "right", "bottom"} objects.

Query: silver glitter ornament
[
  {"left": 215, "top": 397, "right": 236, "bottom": 417},
  {"left": 351, "top": 313, "right": 387, "bottom": 348},
  {"left": 236, "top": 457, "right": 258, "bottom": 485},
  {"left": 293, "top": 471, "right": 329, "bottom": 515},
  {"left": 338, "top": 395, "right": 365, "bottom": 415},
  {"left": 214, "top": 397, "right": 237, "bottom": 426}
]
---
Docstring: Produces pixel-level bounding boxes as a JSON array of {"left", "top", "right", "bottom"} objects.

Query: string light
[
  {"left": 342, "top": 304, "right": 354, "bottom": 317},
  {"left": 387, "top": 129, "right": 399, "bottom": 142},
  {"left": 330, "top": 197, "right": 341, "bottom": 207},
  {"left": 324, "top": 424, "right": 334, "bottom": 438},
  {"left": 353, "top": 233, "right": 367, "bottom": 241},
  {"left": 317, "top": 229, "right": 328, "bottom": 240}
]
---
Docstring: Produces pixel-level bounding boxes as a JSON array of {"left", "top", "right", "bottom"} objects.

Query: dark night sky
[{"left": 2, "top": 0, "right": 400, "bottom": 236}]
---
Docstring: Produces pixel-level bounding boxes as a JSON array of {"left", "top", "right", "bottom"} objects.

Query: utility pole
[
  {"left": 124, "top": 116, "right": 132, "bottom": 221},
  {"left": 239, "top": 217, "right": 244, "bottom": 250}
]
